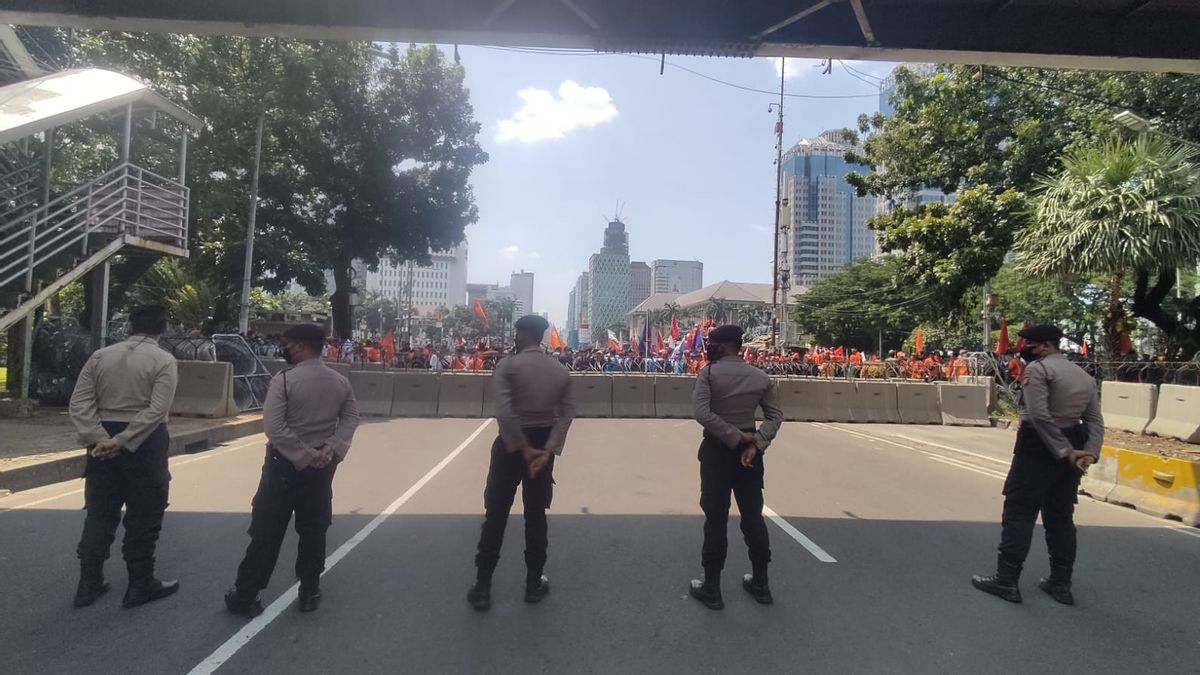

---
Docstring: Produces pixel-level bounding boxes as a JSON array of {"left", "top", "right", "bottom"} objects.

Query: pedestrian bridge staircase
[{"left": 0, "top": 160, "right": 189, "bottom": 333}]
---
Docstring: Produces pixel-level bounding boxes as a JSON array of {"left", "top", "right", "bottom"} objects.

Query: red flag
[
  {"left": 549, "top": 325, "right": 567, "bottom": 350},
  {"left": 914, "top": 326, "right": 924, "bottom": 354},
  {"left": 655, "top": 331, "right": 666, "bottom": 353},
  {"left": 380, "top": 331, "right": 395, "bottom": 363},
  {"left": 997, "top": 318, "right": 1011, "bottom": 354},
  {"left": 473, "top": 299, "right": 490, "bottom": 329},
  {"left": 1014, "top": 321, "right": 1031, "bottom": 353},
  {"left": 833, "top": 346, "right": 845, "bottom": 357},
  {"left": 670, "top": 314, "right": 680, "bottom": 340},
  {"left": 1080, "top": 340, "right": 1089, "bottom": 357},
  {"left": 1120, "top": 332, "right": 1133, "bottom": 355}
]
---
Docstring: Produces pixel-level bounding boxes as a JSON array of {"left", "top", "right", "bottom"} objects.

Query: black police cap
[
  {"left": 282, "top": 323, "right": 326, "bottom": 344},
  {"left": 1018, "top": 324, "right": 1064, "bottom": 343},
  {"left": 708, "top": 324, "right": 744, "bottom": 344},
  {"left": 514, "top": 315, "right": 550, "bottom": 334}
]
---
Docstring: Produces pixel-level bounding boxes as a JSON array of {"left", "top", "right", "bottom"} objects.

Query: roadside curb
[
  {"left": 1081, "top": 444, "right": 1200, "bottom": 527},
  {"left": 0, "top": 415, "right": 263, "bottom": 495}
]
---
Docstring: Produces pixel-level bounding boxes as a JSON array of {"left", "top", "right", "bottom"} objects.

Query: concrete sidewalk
[{"left": 0, "top": 409, "right": 263, "bottom": 494}]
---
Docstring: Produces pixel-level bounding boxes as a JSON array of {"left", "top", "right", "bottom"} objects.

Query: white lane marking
[
  {"left": 1168, "top": 526, "right": 1200, "bottom": 540},
  {"left": 0, "top": 436, "right": 267, "bottom": 514},
  {"left": 810, "top": 422, "right": 916, "bottom": 450},
  {"left": 888, "top": 433, "right": 1010, "bottom": 466},
  {"left": 762, "top": 505, "right": 837, "bottom": 563},
  {"left": 188, "top": 419, "right": 494, "bottom": 675},
  {"left": 924, "top": 454, "right": 1007, "bottom": 480}
]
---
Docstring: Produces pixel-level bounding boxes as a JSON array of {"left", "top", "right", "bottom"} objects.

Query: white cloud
[
  {"left": 770, "top": 57, "right": 825, "bottom": 81},
  {"left": 529, "top": 251, "right": 541, "bottom": 259},
  {"left": 500, "top": 245, "right": 520, "bottom": 259},
  {"left": 496, "top": 81, "right": 618, "bottom": 143}
]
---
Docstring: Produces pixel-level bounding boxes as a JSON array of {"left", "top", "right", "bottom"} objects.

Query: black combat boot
[
  {"left": 468, "top": 572, "right": 493, "bottom": 612},
  {"left": 524, "top": 575, "right": 551, "bottom": 604},
  {"left": 224, "top": 587, "right": 264, "bottom": 619},
  {"left": 73, "top": 561, "right": 110, "bottom": 608},
  {"left": 299, "top": 581, "right": 322, "bottom": 613},
  {"left": 123, "top": 577, "right": 180, "bottom": 609},
  {"left": 689, "top": 570, "right": 724, "bottom": 611},
  {"left": 742, "top": 572, "right": 774, "bottom": 605},
  {"left": 1038, "top": 565, "right": 1074, "bottom": 605},
  {"left": 971, "top": 556, "right": 1022, "bottom": 603}
]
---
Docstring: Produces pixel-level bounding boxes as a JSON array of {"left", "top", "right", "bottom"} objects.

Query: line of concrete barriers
[
  {"left": 170, "top": 359, "right": 996, "bottom": 426},
  {"left": 1099, "top": 381, "right": 1200, "bottom": 444}
]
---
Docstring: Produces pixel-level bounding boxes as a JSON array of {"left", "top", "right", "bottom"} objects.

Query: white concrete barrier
[
  {"left": 938, "top": 383, "right": 991, "bottom": 426},
  {"left": 654, "top": 376, "right": 695, "bottom": 419},
  {"left": 437, "top": 372, "right": 487, "bottom": 418},
  {"left": 896, "top": 382, "right": 942, "bottom": 425},
  {"left": 855, "top": 381, "right": 900, "bottom": 423},
  {"left": 350, "top": 371, "right": 397, "bottom": 417},
  {"left": 1101, "top": 381, "right": 1158, "bottom": 435},
  {"left": 391, "top": 372, "right": 439, "bottom": 417},
  {"left": 612, "top": 375, "right": 655, "bottom": 418},
  {"left": 171, "top": 361, "right": 236, "bottom": 418},
  {"left": 1146, "top": 384, "right": 1200, "bottom": 443}
]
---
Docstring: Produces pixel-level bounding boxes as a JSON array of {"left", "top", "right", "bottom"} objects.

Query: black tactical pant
[
  {"left": 76, "top": 422, "right": 170, "bottom": 581},
  {"left": 235, "top": 448, "right": 337, "bottom": 593},
  {"left": 474, "top": 427, "right": 555, "bottom": 583},
  {"left": 699, "top": 434, "right": 771, "bottom": 576},
  {"left": 997, "top": 424, "right": 1086, "bottom": 582}
]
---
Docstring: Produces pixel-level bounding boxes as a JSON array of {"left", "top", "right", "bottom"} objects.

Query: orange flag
[
  {"left": 549, "top": 325, "right": 567, "bottom": 350},
  {"left": 914, "top": 326, "right": 924, "bottom": 354},
  {"left": 473, "top": 299, "right": 490, "bottom": 329}
]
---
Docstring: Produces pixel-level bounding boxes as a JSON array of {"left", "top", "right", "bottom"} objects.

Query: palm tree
[
  {"left": 737, "top": 305, "right": 768, "bottom": 330},
  {"left": 1019, "top": 133, "right": 1200, "bottom": 356},
  {"left": 704, "top": 298, "right": 732, "bottom": 324}
]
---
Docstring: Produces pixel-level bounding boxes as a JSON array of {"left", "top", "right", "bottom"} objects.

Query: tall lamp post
[{"left": 769, "top": 58, "right": 786, "bottom": 351}]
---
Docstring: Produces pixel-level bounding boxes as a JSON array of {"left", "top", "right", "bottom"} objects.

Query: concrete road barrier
[
  {"left": 1145, "top": 384, "right": 1200, "bottom": 443},
  {"left": 571, "top": 374, "right": 614, "bottom": 418},
  {"left": 896, "top": 383, "right": 942, "bottom": 425},
  {"left": 325, "top": 362, "right": 352, "bottom": 380},
  {"left": 777, "top": 378, "right": 829, "bottom": 422},
  {"left": 437, "top": 372, "right": 487, "bottom": 418},
  {"left": 1102, "top": 446, "right": 1200, "bottom": 526},
  {"left": 612, "top": 375, "right": 655, "bottom": 418},
  {"left": 171, "top": 361, "right": 236, "bottom": 418},
  {"left": 827, "top": 380, "right": 856, "bottom": 423},
  {"left": 350, "top": 371, "right": 397, "bottom": 417},
  {"left": 938, "top": 383, "right": 991, "bottom": 427},
  {"left": 1080, "top": 446, "right": 1120, "bottom": 503},
  {"left": 1101, "top": 381, "right": 1159, "bottom": 435},
  {"left": 855, "top": 381, "right": 900, "bottom": 423},
  {"left": 480, "top": 373, "right": 500, "bottom": 417},
  {"left": 391, "top": 372, "right": 439, "bottom": 417},
  {"left": 961, "top": 376, "right": 997, "bottom": 412},
  {"left": 654, "top": 376, "right": 695, "bottom": 419}
]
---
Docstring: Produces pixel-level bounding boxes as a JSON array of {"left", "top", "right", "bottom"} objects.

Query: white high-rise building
[
  {"left": 510, "top": 271, "right": 535, "bottom": 317},
  {"left": 366, "top": 243, "right": 468, "bottom": 314},
  {"left": 651, "top": 259, "right": 703, "bottom": 294},
  {"left": 780, "top": 131, "right": 884, "bottom": 287}
]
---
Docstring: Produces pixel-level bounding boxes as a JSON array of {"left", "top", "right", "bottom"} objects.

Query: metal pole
[
  {"left": 982, "top": 281, "right": 992, "bottom": 351},
  {"left": 178, "top": 131, "right": 188, "bottom": 184},
  {"left": 238, "top": 112, "right": 265, "bottom": 334},
  {"left": 771, "top": 58, "right": 785, "bottom": 352},
  {"left": 119, "top": 103, "right": 132, "bottom": 163}
]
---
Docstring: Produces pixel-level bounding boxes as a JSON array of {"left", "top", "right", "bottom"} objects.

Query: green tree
[
  {"left": 1018, "top": 134, "right": 1200, "bottom": 355},
  {"left": 791, "top": 256, "right": 934, "bottom": 351},
  {"left": 703, "top": 299, "right": 732, "bottom": 324}
]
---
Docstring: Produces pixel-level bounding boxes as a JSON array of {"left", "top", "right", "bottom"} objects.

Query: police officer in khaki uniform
[
  {"left": 973, "top": 324, "right": 1103, "bottom": 606},
  {"left": 468, "top": 315, "right": 576, "bottom": 611},
  {"left": 225, "top": 324, "right": 359, "bottom": 617},
  {"left": 689, "top": 325, "right": 784, "bottom": 610},
  {"left": 69, "top": 304, "right": 180, "bottom": 609}
]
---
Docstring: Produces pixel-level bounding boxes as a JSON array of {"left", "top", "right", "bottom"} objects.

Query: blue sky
[{"left": 453, "top": 47, "right": 897, "bottom": 326}]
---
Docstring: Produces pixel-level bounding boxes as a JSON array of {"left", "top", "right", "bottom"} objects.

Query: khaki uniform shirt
[
  {"left": 1020, "top": 353, "right": 1104, "bottom": 459},
  {"left": 493, "top": 346, "right": 576, "bottom": 455},
  {"left": 69, "top": 335, "right": 179, "bottom": 451},
  {"left": 693, "top": 356, "right": 784, "bottom": 451},
  {"left": 265, "top": 358, "right": 360, "bottom": 470}
]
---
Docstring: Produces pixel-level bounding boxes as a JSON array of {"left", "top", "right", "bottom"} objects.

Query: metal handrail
[{"left": 0, "top": 162, "right": 188, "bottom": 294}]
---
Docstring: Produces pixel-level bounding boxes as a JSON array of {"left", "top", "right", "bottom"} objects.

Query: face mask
[
  {"left": 282, "top": 344, "right": 298, "bottom": 365},
  {"left": 706, "top": 345, "right": 723, "bottom": 362},
  {"left": 1019, "top": 345, "right": 1039, "bottom": 363}
]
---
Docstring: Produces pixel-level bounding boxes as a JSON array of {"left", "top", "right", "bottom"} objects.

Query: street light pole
[
  {"left": 237, "top": 112, "right": 265, "bottom": 334},
  {"left": 770, "top": 58, "right": 786, "bottom": 351}
]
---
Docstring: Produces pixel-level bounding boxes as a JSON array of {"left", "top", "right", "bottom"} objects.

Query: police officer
[
  {"left": 468, "top": 315, "right": 576, "bottom": 611},
  {"left": 972, "top": 324, "right": 1103, "bottom": 605},
  {"left": 69, "top": 304, "right": 180, "bottom": 609},
  {"left": 689, "top": 325, "right": 784, "bottom": 610},
  {"left": 225, "top": 324, "right": 359, "bottom": 617}
]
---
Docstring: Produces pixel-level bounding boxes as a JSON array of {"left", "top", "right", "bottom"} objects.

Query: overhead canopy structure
[
  {"left": 3, "top": 0, "right": 1200, "bottom": 73},
  {"left": 0, "top": 68, "right": 203, "bottom": 146}
]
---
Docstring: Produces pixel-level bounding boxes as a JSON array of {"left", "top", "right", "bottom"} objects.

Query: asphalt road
[{"left": 1, "top": 418, "right": 1197, "bottom": 675}]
